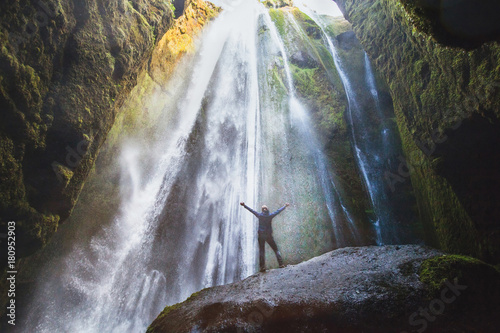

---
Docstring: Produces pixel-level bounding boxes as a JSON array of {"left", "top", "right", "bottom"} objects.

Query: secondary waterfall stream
[
  {"left": 296, "top": 2, "right": 406, "bottom": 245},
  {"left": 21, "top": 1, "right": 414, "bottom": 332}
]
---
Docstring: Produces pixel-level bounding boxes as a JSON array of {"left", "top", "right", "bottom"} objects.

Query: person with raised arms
[{"left": 240, "top": 202, "right": 290, "bottom": 272}]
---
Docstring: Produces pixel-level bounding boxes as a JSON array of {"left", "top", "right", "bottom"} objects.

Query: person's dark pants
[{"left": 258, "top": 232, "right": 283, "bottom": 270}]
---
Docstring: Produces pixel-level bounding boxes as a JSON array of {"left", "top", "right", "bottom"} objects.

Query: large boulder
[{"left": 147, "top": 245, "right": 500, "bottom": 332}]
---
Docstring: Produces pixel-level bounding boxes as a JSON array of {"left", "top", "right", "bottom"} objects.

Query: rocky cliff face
[
  {"left": 0, "top": 0, "right": 173, "bottom": 258},
  {"left": 149, "top": 0, "right": 220, "bottom": 85},
  {"left": 147, "top": 245, "right": 500, "bottom": 332},
  {"left": 334, "top": 0, "right": 500, "bottom": 264},
  {"left": 2, "top": 0, "right": 220, "bottom": 323}
]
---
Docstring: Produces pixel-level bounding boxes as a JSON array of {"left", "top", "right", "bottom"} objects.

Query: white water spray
[{"left": 23, "top": 2, "right": 355, "bottom": 332}]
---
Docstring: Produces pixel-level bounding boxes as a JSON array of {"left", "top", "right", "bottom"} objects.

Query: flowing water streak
[
  {"left": 314, "top": 13, "right": 384, "bottom": 244},
  {"left": 364, "top": 53, "right": 380, "bottom": 110},
  {"left": 262, "top": 10, "right": 359, "bottom": 247},
  {"left": 297, "top": 5, "right": 401, "bottom": 245},
  {"left": 364, "top": 52, "right": 390, "bottom": 148},
  {"left": 284, "top": 11, "right": 361, "bottom": 245}
]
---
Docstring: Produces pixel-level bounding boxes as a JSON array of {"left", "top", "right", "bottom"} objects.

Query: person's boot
[
  {"left": 276, "top": 251, "right": 285, "bottom": 268},
  {"left": 259, "top": 250, "right": 266, "bottom": 272}
]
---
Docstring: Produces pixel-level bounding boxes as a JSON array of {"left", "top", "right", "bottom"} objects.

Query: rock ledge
[{"left": 148, "top": 245, "right": 500, "bottom": 332}]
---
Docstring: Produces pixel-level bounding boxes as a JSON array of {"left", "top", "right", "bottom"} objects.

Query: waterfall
[
  {"left": 364, "top": 51, "right": 393, "bottom": 158},
  {"left": 296, "top": 3, "right": 403, "bottom": 245},
  {"left": 20, "top": 1, "right": 420, "bottom": 331},
  {"left": 364, "top": 53, "right": 380, "bottom": 107},
  {"left": 281, "top": 10, "right": 361, "bottom": 246},
  {"left": 22, "top": 1, "right": 361, "bottom": 332},
  {"left": 263, "top": 9, "right": 361, "bottom": 247}
]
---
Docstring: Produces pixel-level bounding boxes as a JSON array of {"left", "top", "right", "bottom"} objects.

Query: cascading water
[
  {"left": 296, "top": 2, "right": 405, "bottom": 245},
  {"left": 364, "top": 52, "right": 392, "bottom": 151},
  {"left": 262, "top": 9, "right": 361, "bottom": 248},
  {"left": 21, "top": 1, "right": 367, "bottom": 332}
]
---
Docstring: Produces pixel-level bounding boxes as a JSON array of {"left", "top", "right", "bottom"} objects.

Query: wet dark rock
[
  {"left": 148, "top": 245, "right": 500, "bottom": 332},
  {"left": 289, "top": 50, "right": 318, "bottom": 69},
  {"left": 399, "top": 0, "right": 500, "bottom": 49},
  {"left": 336, "top": 30, "right": 359, "bottom": 51},
  {"left": 334, "top": 0, "right": 500, "bottom": 264},
  {"left": 262, "top": 0, "right": 294, "bottom": 9}
]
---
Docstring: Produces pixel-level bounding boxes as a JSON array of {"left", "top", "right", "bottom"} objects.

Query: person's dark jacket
[{"left": 242, "top": 204, "right": 287, "bottom": 233}]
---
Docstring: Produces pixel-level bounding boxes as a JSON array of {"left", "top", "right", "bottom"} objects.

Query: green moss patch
[
  {"left": 147, "top": 288, "right": 210, "bottom": 333},
  {"left": 148, "top": 302, "right": 184, "bottom": 331},
  {"left": 269, "top": 8, "right": 286, "bottom": 36},
  {"left": 419, "top": 254, "right": 496, "bottom": 296}
]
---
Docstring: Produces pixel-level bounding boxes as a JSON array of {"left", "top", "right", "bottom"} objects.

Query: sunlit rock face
[
  {"left": 149, "top": 0, "right": 221, "bottom": 85},
  {"left": 0, "top": 0, "right": 173, "bottom": 258},
  {"left": 335, "top": 0, "right": 500, "bottom": 263}
]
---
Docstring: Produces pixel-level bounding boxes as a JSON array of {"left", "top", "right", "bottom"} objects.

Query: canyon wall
[
  {"left": 335, "top": 0, "right": 500, "bottom": 263},
  {"left": 0, "top": 0, "right": 173, "bottom": 257}
]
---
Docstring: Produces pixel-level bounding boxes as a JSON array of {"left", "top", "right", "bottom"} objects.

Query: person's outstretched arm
[
  {"left": 270, "top": 203, "right": 290, "bottom": 217},
  {"left": 240, "top": 202, "right": 260, "bottom": 217}
]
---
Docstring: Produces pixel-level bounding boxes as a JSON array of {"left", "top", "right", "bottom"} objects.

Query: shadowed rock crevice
[
  {"left": 399, "top": 0, "right": 500, "bottom": 49},
  {"left": 173, "top": 0, "right": 187, "bottom": 18},
  {"left": 433, "top": 112, "right": 500, "bottom": 262}
]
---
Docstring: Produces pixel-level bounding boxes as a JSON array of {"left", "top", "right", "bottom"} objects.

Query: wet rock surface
[
  {"left": 148, "top": 245, "right": 500, "bottom": 332},
  {"left": 334, "top": 0, "right": 500, "bottom": 264}
]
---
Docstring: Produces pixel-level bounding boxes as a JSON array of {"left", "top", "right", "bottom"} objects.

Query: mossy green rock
[
  {"left": 335, "top": 0, "right": 500, "bottom": 263},
  {"left": 420, "top": 254, "right": 500, "bottom": 301},
  {"left": 0, "top": 0, "right": 173, "bottom": 258},
  {"left": 263, "top": 0, "right": 294, "bottom": 9}
]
